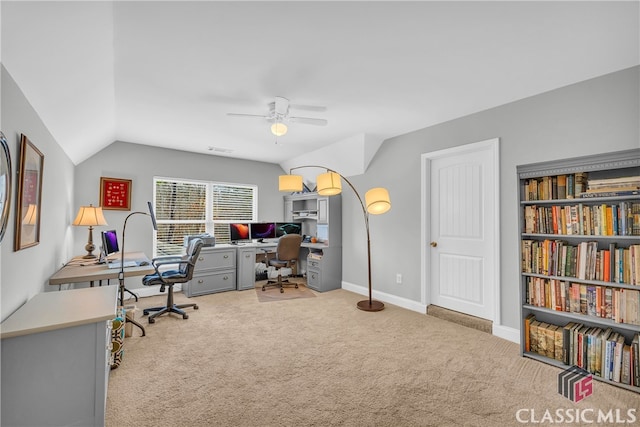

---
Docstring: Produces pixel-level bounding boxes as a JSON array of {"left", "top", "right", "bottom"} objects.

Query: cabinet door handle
[
  {"left": 198, "top": 279, "right": 204, "bottom": 284},
  {"left": 223, "top": 255, "right": 229, "bottom": 259},
  {"left": 430, "top": 241, "right": 438, "bottom": 247},
  {"left": 223, "top": 276, "right": 229, "bottom": 280},
  {"left": 198, "top": 256, "right": 204, "bottom": 261},
  {"left": 245, "top": 254, "right": 251, "bottom": 258}
]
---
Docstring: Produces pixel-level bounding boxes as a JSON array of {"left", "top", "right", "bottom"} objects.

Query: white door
[{"left": 422, "top": 139, "right": 499, "bottom": 321}]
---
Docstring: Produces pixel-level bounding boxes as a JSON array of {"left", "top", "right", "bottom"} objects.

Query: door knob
[{"left": 430, "top": 241, "right": 437, "bottom": 247}]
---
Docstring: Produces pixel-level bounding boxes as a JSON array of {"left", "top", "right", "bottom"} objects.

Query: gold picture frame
[
  {"left": 15, "top": 134, "right": 44, "bottom": 251},
  {"left": 100, "top": 177, "right": 132, "bottom": 210}
]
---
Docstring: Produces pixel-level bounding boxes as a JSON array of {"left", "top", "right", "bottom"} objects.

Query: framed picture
[
  {"left": 0, "top": 132, "right": 11, "bottom": 243},
  {"left": 15, "top": 134, "right": 44, "bottom": 251},
  {"left": 100, "top": 177, "right": 132, "bottom": 210}
]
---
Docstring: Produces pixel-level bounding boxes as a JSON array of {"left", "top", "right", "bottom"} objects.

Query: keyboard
[{"left": 107, "top": 260, "right": 138, "bottom": 269}]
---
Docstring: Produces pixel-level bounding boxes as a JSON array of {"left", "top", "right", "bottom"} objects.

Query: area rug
[{"left": 254, "top": 281, "right": 316, "bottom": 302}]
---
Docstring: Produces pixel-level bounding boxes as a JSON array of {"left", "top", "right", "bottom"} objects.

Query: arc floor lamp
[
  {"left": 279, "top": 166, "right": 391, "bottom": 311},
  {"left": 118, "top": 201, "right": 158, "bottom": 337}
]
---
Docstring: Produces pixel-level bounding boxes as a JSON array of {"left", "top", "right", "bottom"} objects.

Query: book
[
  {"left": 562, "top": 322, "right": 577, "bottom": 365},
  {"left": 524, "top": 313, "right": 536, "bottom": 352},
  {"left": 621, "top": 344, "right": 632, "bottom": 385},
  {"left": 557, "top": 175, "right": 567, "bottom": 199},
  {"left": 530, "top": 320, "right": 541, "bottom": 353}
]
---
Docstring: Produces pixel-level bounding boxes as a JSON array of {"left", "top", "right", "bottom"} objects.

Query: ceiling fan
[{"left": 226, "top": 96, "right": 327, "bottom": 136}]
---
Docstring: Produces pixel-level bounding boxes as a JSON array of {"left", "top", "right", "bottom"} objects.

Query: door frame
[{"left": 420, "top": 138, "right": 501, "bottom": 325}]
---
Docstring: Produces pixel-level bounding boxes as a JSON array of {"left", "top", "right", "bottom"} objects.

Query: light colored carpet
[
  {"left": 255, "top": 280, "right": 316, "bottom": 302},
  {"left": 107, "top": 289, "right": 638, "bottom": 426},
  {"left": 427, "top": 304, "right": 492, "bottom": 334}
]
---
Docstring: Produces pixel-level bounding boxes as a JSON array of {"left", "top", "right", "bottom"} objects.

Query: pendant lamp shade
[
  {"left": 316, "top": 171, "right": 342, "bottom": 196},
  {"left": 365, "top": 187, "right": 391, "bottom": 215},
  {"left": 278, "top": 174, "right": 303, "bottom": 192}
]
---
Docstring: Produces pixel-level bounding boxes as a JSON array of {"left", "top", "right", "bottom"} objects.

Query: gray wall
[
  {"left": 2, "top": 64, "right": 638, "bottom": 332},
  {"left": 1, "top": 66, "right": 76, "bottom": 321},
  {"left": 73, "top": 141, "right": 286, "bottom": 292},
  {"left": 345, "top": 66, "right": 639, "bottom": 330}
]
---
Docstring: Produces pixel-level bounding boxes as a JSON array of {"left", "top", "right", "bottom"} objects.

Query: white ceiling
[{"left": 2, "top": 1, "right": 638, "bottom": 166}]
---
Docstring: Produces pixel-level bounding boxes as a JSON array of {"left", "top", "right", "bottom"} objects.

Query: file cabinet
[{"left": 183, "top": 246, "right": 236, "bottom": 296}]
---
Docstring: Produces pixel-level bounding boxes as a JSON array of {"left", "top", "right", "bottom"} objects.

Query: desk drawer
[
  {"left": 184, "top": 270, "right": 236, "bottom": 297},
  {"left": 306, "top": 267, "right": 321, "bottom": 291},
  {"left": 195, "top": 248, "right": 236, "bottom": 271}
]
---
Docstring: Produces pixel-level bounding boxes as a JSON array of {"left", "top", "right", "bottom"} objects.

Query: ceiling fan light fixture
[{"left": 271, "top": 122, "right": 287, "bottom": 136}]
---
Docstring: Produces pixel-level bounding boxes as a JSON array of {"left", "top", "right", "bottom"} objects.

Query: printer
[{"left": 184, "top": 233, "right": 216, "bottom": 247}]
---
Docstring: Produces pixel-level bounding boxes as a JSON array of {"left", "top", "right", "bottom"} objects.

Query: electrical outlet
[{"left": 396, "top": 273, "right": 402, "bottom": 284}]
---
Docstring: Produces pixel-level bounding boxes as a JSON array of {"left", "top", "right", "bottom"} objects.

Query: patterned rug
[{"left": 254, "top": 280, "right": 316, "bottom": 302}]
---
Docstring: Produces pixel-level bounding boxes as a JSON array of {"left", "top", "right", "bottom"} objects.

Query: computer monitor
[
  {"left": 229, "top": 223, "right": 250, "bottom": 242},
  {"left": 101, "top": 229, "right": 119, "bottom": 256},
  {"left": 250, "top": 222, "right": 276, "bottom": 241},
  {"left": 275, "top": 222, "right": 302, "bottom": 237}
]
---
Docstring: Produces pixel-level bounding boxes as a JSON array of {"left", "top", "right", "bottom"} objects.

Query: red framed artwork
[{"left": 100, "top": 177, "right": 132, "bottom": 210}]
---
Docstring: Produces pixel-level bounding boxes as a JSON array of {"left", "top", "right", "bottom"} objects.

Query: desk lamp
[
  {"left": 73, "top": 204, "right": 108, "bottom": 259},
  {"left": 279, "top": 166, "right": 391, "bottom": 311}
]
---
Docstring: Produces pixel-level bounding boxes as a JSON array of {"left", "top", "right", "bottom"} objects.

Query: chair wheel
[
  {"left": 183, "top": 314, "right": 189, "bottom": 319},
  {"left": 280, "top": 288, "right": 284, "bottom": 293},
  {"left": 148, "top": 317, "right": 155, "bottom": 324},
  {"left": 194, "top": 305, "right": 199, "bottom": 310},
  {"left": 262, "top": 286, "right": 265, "bottom": 291},
  {"left": 295, "top": 284, "right": 299, "bottom": 289}
]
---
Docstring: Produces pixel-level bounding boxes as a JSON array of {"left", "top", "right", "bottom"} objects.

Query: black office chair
[
  {"left": 141, "top": 238, "right": 203, "bottom": 323},
  {"left": 262, "top": 233, "right": 303, "bottom": 293}
]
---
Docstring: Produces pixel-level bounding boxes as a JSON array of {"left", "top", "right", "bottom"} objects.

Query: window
[{"left": 153, "top": 177, "right": 257, "bottom": 255}]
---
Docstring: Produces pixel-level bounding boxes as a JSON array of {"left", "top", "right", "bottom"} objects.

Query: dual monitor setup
[{"left": 230, "top": 222, "right": 302, "bottom": 244}]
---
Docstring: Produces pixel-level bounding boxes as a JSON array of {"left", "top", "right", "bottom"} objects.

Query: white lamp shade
[
  {"left": 72, "top": 204, "right": 108, "bottom": 226},
  {"left": 22, "top": 204, "right": 38, "bottom": 225},
  {"left": 279, "top": 174, "right": 303, "bottom": 192},
  {"left": 365, "top": 187, "right": 391, "bottom": 215},
  {"left": 271, "top": 122, "right": 288, "bottom": 137},
  {"left": 316, "top": 172, "right": 342, "bottom": 196}
]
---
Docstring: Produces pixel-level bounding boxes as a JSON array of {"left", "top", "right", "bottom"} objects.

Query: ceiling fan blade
[
  {"left": 226, "top": 113, "right": 270, "bottom": 120},
  {"left": 274, "top": 96, "right": 289, "bottom": 116},
  {"left": 290, "top": 104, "right": 327, "bottom": 113},
  {"left": 289, "top": 116, "right": 328, "bottom": 126}
]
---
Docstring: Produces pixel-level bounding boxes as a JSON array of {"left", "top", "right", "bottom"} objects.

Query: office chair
[
  {"left": 262, "top": 233, "right": 303, "bottom": 293},
  {"left": 141, "top": 238, "right": 203, "bottom": 323}
]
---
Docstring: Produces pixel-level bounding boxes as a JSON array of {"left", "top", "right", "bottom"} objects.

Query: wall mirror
[
  {"left": 0, "top": 132, "right": 11, "bottom": 243},
  {"left": 14, "top": 134, "right": 44, "bottom": 251}
]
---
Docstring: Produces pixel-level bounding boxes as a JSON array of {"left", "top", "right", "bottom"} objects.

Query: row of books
[
  {"left": 524, "top": 277, "right": 640, "bottom": 325},
  {"left": 523, "top": 173, "right": 639, "bottom": 201},
  {"left": 525, "top": 315, "right": 639, "bottom": 387},
  {"left": 523, "top": 202, "right": 640, "bottom": 236},
  {"left": 521, "top": 240, "right": 640, "bottom": 285}
]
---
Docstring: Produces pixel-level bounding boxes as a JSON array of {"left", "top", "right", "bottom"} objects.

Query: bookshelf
[{"left": 517, "top": 149, "right": 640, "bottom": 393}]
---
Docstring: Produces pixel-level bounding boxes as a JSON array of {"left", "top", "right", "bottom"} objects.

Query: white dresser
[{"left": 1, "top": 286, "right": 118, "bottom": 427}]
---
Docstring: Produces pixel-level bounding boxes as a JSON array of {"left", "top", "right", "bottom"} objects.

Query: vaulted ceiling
[{"left": 2, "top": 1, "right": 638, "bottom": 166}]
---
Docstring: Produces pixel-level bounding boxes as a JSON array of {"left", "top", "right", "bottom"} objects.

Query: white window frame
[{"left": 152, "top": 176, "right": 258, "bottom": 256}]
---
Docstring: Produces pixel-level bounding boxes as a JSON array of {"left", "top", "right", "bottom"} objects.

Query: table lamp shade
[
  {"left": 22, "top": 204, "right": 38, "bottom": 225},
  {"left": 73, "top": 205, "right": 107, "bottom": 226},
  {"left": 365, "top": 187, "right": 391, "bottom": 215}
]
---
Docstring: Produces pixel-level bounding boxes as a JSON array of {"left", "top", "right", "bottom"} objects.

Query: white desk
[{"left": 1, "top": 286, "right": 118, "bottom": 427}]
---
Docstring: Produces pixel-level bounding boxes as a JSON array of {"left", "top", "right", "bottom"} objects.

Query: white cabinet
[{"left": 1, "top": 286, "right": 118, "bottom": 427}]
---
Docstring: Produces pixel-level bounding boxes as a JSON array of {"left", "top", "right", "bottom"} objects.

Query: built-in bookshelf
[{"left": 517, "top": 149, "right": 640, "bottom": 394}]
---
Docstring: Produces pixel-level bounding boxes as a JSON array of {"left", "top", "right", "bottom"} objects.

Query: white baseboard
[
  {"left": 491, "top": 324, "right": 520, "bottom": 344},
  {"left": 341, "top": 281, "right": 427, "bottom": 313},
  {"left": 341, "top": 281, "right": 520, "bottom": 344}
]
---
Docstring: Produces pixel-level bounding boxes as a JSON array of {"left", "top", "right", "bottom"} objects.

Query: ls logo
[{"left": 558, "top": 366, "right": 593, "bottom": 402}]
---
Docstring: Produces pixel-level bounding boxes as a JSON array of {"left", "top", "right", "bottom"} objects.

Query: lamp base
[
  {"left": 82, "top": 253, "right": 97, "bottom": 259},
  {"left": 356, "top": 300, "right": 385, "bottom": 312}
]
